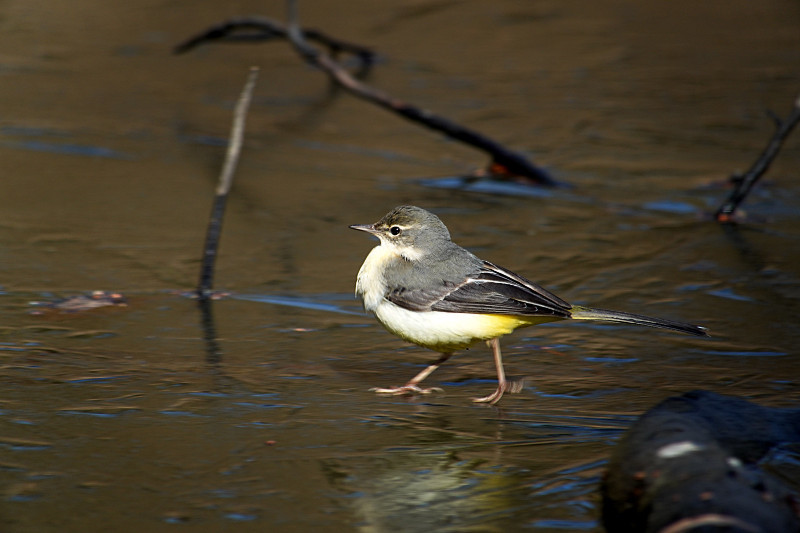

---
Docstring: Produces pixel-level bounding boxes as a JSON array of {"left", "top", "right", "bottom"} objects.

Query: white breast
[{"left": 355, "top": 244, "right": 393, "bottom": 312}]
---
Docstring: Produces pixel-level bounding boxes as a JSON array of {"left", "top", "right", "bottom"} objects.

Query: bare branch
[
  {"left": 197, "top": 66, "right": 260, "bottom": 300},
  {"left": 177, "top": 3, "right": 559, "bottom": 186},
  {"left": 283, "top": 0, "right": 558, "bottom": 186},
  {"left": 715, "top": 94, "right": 800, "bottom": 222}
]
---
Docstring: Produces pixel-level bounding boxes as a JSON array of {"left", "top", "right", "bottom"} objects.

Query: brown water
[{"left": 1, "top": 1, "right": 799, "bottom": 531}]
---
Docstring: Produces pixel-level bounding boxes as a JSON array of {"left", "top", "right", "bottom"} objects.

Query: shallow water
[{"left": 1, "top": 1, "right": 799, "bottom": 531}]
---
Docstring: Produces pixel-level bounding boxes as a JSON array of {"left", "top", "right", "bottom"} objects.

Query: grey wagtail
[{"left": 350, "top": 205, "right": 709, "bottom": 404}]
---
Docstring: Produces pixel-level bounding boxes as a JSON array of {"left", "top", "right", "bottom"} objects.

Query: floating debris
[{"left": 30, "top": 291, "right": 127, "bottom": 314}]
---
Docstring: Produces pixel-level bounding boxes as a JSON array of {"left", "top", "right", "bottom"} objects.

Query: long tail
[{"left": 570, "top": 306, "right": 709, "bottom": 337}]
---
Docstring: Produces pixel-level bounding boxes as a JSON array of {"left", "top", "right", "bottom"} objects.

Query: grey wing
[
  {"left": 386, "top": 260, "right": 573, "bottom": 318},
  {"left": 384, "top": 281, "right": 459, "bottom": 312}
]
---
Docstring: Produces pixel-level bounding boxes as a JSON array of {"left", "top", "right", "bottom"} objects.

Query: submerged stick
[
  {"left": 715, "top": 94, "right": 800, "bottom": 222},
  {"left": 283, "top": 0, "right": 558, "bottom": 186},
  {"left": 176, "top": 3, "right": 559, "bottom": 186},
  {"left": 197, "top": 66, "right": 260, "bottom": 300}
]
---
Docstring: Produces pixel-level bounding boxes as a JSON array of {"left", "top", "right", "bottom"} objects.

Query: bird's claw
[{"left": 472, "top": 379, "right": 525, "bottom": 404}]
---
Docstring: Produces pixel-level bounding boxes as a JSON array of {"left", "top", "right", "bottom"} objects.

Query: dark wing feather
[
  {"left": 386, "top": 260, "right": 572, "bottom": 319},
  {"left": 385, "top": 282, "right": 456, "bottom": 312}
]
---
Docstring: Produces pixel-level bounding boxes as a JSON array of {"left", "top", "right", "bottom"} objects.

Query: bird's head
[{"left": 350, "top": 205, "right": 451, "bottom": 261}]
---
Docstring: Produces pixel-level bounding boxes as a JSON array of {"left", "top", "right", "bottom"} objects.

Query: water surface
[{"left": 1, "top": 1, "right": 799, "bottom": 531}]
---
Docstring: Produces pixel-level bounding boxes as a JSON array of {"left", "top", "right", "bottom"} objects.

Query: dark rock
[{"left": 602, "top": 390, "right": 800, "bottom": 532}]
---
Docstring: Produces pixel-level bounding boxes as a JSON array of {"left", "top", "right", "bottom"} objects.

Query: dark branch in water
[
  {"left": 284, "top": 0, "right": 559, "bottom": 186},
  {"left": 715, "top": 94, "right": 800, "bottom": 222},
  {"left": 175, "top": 2, "right": 560, "bottom": 187},
  {"left": 197, "top": 66, "right": 260, "bottom": 301}
]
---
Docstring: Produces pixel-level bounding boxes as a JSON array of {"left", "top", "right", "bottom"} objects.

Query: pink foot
[
  {"left": 472, "top": 380, "right": 524, "bottom": 404},
  {"left": 472, "top": 388, "right": 504, "bottom": 404}
]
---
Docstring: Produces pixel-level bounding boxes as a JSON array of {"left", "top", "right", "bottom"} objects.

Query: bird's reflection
[
  {"left": 317, "top": 401, "right": 608, "bottom": 532},
  {"left": 322, "top": 451, "right": 530, "bottom": 533}
]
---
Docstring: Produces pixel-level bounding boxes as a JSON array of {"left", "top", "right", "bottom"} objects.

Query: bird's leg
[
  {"left": 370, "top": 352, "right": 451, "bottom": 396},
  {"left": 473, "top": 338, "right": 512, "bottom": 404}
]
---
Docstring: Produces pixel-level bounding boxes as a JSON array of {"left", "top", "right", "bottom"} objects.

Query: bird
[{"left": 350, "top": 205, "right": 709, "bottom": 404}]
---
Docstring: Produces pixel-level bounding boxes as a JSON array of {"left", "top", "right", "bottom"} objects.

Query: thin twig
[
  {"left": 197, "top": 66, "right": 260, "bottom": 300},
  {"left": 283, "top": 0, "right": 558, "bottom": 186},
  {"left": 715, "top": 94, "right": 800, "bottom": 222}
]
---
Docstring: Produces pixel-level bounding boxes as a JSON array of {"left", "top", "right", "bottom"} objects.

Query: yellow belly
[{"left": 373, "top": 301, "right": 561, "bottom": 352}]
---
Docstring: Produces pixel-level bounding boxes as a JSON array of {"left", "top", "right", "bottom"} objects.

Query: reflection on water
[
  {"left": 323, "top": 407, "right": 614, "bottom": 532},
  {"left": 1, "top": 0, "right": 799, "bottom": 531},
  {"left": 325, "top": 453, "right": 556, "bottom": 532},
  {"left": 234, "top": 292, "right": 363, "bottom": 316}
]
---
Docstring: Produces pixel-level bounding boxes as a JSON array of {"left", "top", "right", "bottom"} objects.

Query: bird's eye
[{"left": 390, "top": 226, "right": 402, "bottom": 236}]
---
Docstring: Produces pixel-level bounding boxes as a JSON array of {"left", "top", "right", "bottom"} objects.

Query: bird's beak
[{"left": 349, "top": 224, "right": 380, "bottom": 235}]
